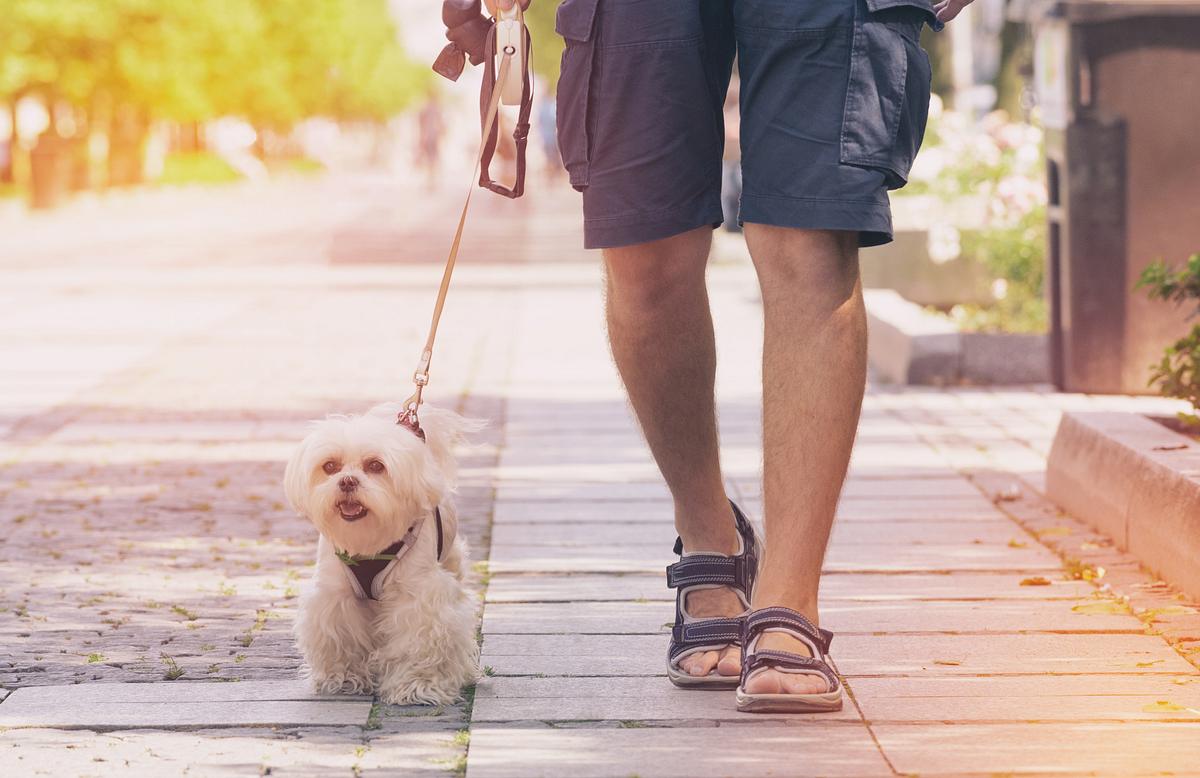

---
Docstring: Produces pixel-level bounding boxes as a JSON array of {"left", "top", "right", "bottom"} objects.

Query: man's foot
[
  {"left": 676, "top": 586, "right": 744, "bottom": 677},
  {"left": 741, "top": 628, "right": 828, "bottom": 695}
]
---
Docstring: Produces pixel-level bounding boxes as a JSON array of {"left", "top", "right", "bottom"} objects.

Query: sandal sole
[
  {"left": 734, "top": 688, "right": 844, "bottom": 713},
  {"left": 666, "top": 665, "right": 741, "bottom": 690}
]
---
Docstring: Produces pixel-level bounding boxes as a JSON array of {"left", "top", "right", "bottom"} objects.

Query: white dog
[{"left": 283, "top": 402, "right": 480, "bottom": 706}]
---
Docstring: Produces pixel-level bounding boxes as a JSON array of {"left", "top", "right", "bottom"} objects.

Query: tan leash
[{"left": 398, "top": 6, "right": 527, "bottom": 437}]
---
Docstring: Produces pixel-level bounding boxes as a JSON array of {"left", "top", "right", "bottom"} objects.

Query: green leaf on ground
[{"left": 1072, "top": 600, "right": 1129, "bottom": 615}]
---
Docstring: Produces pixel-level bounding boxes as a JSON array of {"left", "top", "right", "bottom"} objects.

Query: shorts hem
[
  {"left": 739, "top": 193, "right": 894, "bottom": 248},
  {"left": 583, "top": 204, "right": 724, "bottom": 250}
]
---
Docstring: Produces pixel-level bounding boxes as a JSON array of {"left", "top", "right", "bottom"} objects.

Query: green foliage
[
  {"left": 523, "top": 1, "right": 565, "bottom": 86},
  {"left": 951, "top": 206, "right": 1048, "bottom": 334},
  {"left": 0, "top": 0, "right": 426, "bottom": 126},
  {"left": 1136, "top": 254, "right": 1200, "bottom": 426},
  {"left": 157, "top": 152, "right": 241, "bottom": 185},
  {"left": 908, "top": 104, "right": 1048, "bottom": 333}
]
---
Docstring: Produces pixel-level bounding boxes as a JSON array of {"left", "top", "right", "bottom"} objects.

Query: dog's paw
[
  {"left": 377, "top": 678, "right": 465, "bottom": 707},
  {"left": 309, "top": 670, "right": 375, "bottom": 696}
]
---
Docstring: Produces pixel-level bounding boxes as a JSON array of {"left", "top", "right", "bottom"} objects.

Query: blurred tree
[
  {"left": 0, "top": 0, "right": 426, "bottom": 185},
  {"left": 523, "top": 0, "right": 563, "bottom": 86}
]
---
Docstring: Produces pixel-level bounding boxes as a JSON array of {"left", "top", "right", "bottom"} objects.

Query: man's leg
[
  {"left": 742, "top": 223, "right": 867, "bottom": 694},
  {"left": 603, "top": 226, "right": 745, "bottom": 678}
]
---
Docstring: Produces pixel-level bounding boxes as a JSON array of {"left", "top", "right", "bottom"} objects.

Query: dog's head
[{"left": 284, "top": 403, "right": 481, "bottom": 556}]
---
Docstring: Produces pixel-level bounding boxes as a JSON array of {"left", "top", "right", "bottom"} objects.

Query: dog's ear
[
  {"left": 412, "top": 405, "right": 486, "bottom": 485},
  {"left": 283, "top": 429, "right": 316, "bottom": 517}
]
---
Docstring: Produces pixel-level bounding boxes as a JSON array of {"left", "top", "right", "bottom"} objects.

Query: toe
[
  {"left": 680, "top": 650, "right": 719, "bottom": 677},
  {"left": 742, "top": 668, "right": 782, "bottom": 695},
  {"left": 742, "top": 668, "right": 831, "bottom": 695},
  {"left": 716, "top": 645, "right": 741, "bottom": 676},
  {"left": 779, "top": 671, "right": 831, "bottom": 695}
]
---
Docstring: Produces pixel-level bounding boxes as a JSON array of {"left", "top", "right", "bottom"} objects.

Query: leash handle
[
  {"left": 401, "top": 41, "right": 517, "bottom": 421},
  {"left": 479, "top": 7, "right": 533, "bottom": 199}
]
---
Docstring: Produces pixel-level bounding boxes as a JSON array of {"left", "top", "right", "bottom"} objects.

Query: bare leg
[
  {"left": 603, "top": 227, "right": 744, "bottom": 677},
  {"left": 742, "top": 224, "right": 866, "bottom": 694}
]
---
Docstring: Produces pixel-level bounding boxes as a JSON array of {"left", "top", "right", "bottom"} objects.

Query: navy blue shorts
[{"left": 554, "top": 0, "right": 942, "bottom": 249}]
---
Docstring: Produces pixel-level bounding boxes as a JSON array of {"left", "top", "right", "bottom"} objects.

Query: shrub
[{"left": 1136, "top": 254, "right": 1200, "bottom": 427}]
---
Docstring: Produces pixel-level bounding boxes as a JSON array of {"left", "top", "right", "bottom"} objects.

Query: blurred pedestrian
[{"left": 415, "top": 94, "right": 444, "bottom": 190}]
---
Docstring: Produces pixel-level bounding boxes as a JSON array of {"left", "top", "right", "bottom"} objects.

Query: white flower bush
[{"left": 907, "top": 97, "right": 1048, "bottom": 333}]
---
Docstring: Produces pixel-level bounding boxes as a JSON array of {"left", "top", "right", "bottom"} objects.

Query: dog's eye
[
  {"left": 365, "top": 459, "right": 386, "bottom": 474},
  {"left": 322, "top": 460, "right": 339, "bottom": 475}
]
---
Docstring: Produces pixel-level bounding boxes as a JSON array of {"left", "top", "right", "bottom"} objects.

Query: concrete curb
[
  {"left": 864, "top": 288, "right": 1049, "bottom": 385},
  {"left": 1047, "top": 412, "right": 1200, "bottom": 599}
]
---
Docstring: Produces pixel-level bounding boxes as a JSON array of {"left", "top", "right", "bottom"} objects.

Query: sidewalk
[{"left": 1, "top": 176, "right": 1198, "bottom": 776}]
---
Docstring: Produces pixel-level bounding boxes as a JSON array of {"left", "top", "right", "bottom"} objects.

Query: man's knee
[
  {"left": 602, "top": 228, "right": 712, "bottom": 311},
  {"left": 747, "top": 225, "right": 860, "bottom": 304}
]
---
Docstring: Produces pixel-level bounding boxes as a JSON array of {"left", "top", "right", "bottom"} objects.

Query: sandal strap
[
  {"left": 742, "top": 606, "right": 833, "bottom": 655},
  {"left": 742, "top": 649, "right": 841, "bottom": 692},
  {"left": 666, "top": 554, "right": 742, "bottom": 589},
  {"left": 667, "top": 500, "right": 758, "bottom": 595},
  {"left": 668, "top": 616, "right": 743, "bottom": 661}
]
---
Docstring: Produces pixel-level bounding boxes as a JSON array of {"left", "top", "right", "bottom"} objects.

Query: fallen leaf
[
  {"left": 1007, "top": 539, "right": 1028, "bottom": 549},
  {"left": 1136, "top": 660, "right": 1164, "bottom": 668},
  {"left": 1142, "top": 606, "right": 1199, "bottom": 620},
  {"left": 1020, "top": 576, "right": 1052, "bottom": 587},
  {"left": 1141, "top": 700, "right": 1199, "bottom": 714},
  {"left": 1035, "top": 526, "right": 1071, "bottom": 538},
  {"left": 933, "top": 660, "right": 962, "bottom": 666},
  {"left": 1080, "top": 542, "right": 1102, "bottom": 550},
  {"left": 1172, "top": 677, "right": 1197, "bottom": 685},
  {"left": 1152, "top": 443, "right": 1189, "bottom": 451},
  {"left": 1072, "top": 600, "right": 1129, "bottom": 615},
  {"left": 1082, "top": 565, "right": 1106, "bottom": 582}
]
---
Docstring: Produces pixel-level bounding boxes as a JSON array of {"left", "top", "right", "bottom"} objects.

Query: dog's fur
[{"left": 283, "top": 403, "right": 480, "bottom": 705}]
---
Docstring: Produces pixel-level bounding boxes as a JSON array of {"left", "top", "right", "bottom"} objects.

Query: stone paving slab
[
  {"left": 0, "top": 722, "right": 463, "bottom": 777},
  {"left": 489, "top": 517, "right": 1031, "bottom": 548},
  {"left": 0, "top": 698, "right": 372, "bottom": 730},
  {"left": 850, "top": 674, "right": 1200, "bottom": 723},
  {"left": 471, "top": 676, "right": 859, "bottom": 723},
  {"left": 491, "top": 499, "right": 676, "bottom": 524},
  {"left": 0, "top": 679, "right": 356, "bottom": 705},
  {"left": 465, "top": 724, "right": 891, "bottom": 778},
  {"left": 480, "top": 633, "right": 1195, "bottom": 677},
  {"left": 873, "top": 722, "right": 1200, "bottom": 776},
  {"left": 492, "top": 481, "right": 672, "bottom": 503},
  {"left": 834, "top": 633, "right": 1196, "bottom": 676},
  {"left": 481, "top": 598, "right": 1145, "bottom": 636},
  {"left": 483, "top": 572, "right": 1096, "bottom": 603},
  {"left": 487, "top": 538, "right": 1064, "bottom": 574}
]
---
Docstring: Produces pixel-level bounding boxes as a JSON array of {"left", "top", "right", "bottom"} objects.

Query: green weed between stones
[{"left": 160, "top": 653, "right": 184, "bottom": 681}]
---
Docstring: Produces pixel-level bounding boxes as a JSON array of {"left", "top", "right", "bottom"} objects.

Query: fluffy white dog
[{"left": 283, "top": 402, "right": 480, "bottom": 706}]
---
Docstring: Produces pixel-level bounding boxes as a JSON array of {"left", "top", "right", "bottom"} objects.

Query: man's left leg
[{"left": 742, "top": 223, "right": 867, "bottom": 695}]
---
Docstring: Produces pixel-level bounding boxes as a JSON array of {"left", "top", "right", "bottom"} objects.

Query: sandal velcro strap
[
  {"left": 665, "top": 554, "right": 738, "bottom": 589},
  {"left": 742, "top": 606, "right": 832, "bottom": 655},
  {"left": 670, "top": 616, "right": 743, "bottom": 654},
  {"left": 743, "top": 649, "right": 841, "bottom": 691}
]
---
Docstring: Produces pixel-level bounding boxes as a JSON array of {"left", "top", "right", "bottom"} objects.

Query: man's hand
[
  {"left": 489, "top": 0, "right": 532, "bottom": 12},
  {"left": 934, "top": 0, "right": 974, "bottom": 23}
]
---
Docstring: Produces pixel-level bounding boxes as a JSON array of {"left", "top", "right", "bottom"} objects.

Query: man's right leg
[{"left": 603, "top": 226, "right": 745, "bottom": 678}]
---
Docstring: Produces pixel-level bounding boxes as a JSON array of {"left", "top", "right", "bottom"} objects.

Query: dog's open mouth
[{"left": 337, "top": 500, "right": 368, "bottom": 522}]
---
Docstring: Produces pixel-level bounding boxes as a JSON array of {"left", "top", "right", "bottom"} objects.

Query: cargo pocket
[
  {"left": 839, "top": 0, "right": 940, "bottom": 190},
  {"left": 555, "top": 0, "right": 601, "bottom": 191}
]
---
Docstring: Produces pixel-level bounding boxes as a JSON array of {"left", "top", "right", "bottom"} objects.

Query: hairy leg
[
  {"left": 603, "top": 227, "right": 743, "bottom": 677},
  {"left": 742, "top": 224, "right": 866, "bottom": 695}
]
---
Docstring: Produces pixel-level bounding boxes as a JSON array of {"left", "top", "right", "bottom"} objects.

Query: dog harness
[{"left": 337, "top": 507, "right": 446, "bottom": 601}]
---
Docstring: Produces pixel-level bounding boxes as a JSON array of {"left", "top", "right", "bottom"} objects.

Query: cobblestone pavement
[{"left": 2, "top": 174, "right": 1199, "bottom": 776}]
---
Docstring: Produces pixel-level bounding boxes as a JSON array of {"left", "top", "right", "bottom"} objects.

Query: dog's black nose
[{"left": 338, "top": 475, "right": 358, "bottom": 492}]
